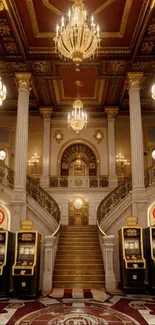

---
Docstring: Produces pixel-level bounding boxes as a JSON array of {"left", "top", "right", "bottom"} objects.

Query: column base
[
  {"left": 10, "top": 189, "right": 27, "bottom": 230},
  {"left": 109, "top": 176, "right": 118, "bottom": 188},
  {"left": 40, "top": 176, "right": 50, "bottom": 189},
  {"left": 132, "top": 188, "right": 148, "bottom": 227}
]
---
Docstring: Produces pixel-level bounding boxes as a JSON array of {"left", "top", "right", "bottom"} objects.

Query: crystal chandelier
[
  {"left": 152, "top": 84, "right": 155, "bottom": 100},
  {"left": 0, "top": 77, "right": 6, "bottom": 106},
  {"left": 68, "top": 80, "right": 87, "bottom": 134},
  {"left": 54, "top": 0, "right": 100, "bottom": 67}
]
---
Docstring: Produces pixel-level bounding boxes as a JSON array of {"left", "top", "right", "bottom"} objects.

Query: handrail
[
  {"left": 97, "top": 165, "right": 155, "bottom": 234},
  {"left": 26, "top": 176, "right": 60, "bottom": 224},
  {"left": 97, "top": 176, "right": 132, "bottom": 228},
  {"left": 0, "top": 165, "right": 61, "bottom": 226}
]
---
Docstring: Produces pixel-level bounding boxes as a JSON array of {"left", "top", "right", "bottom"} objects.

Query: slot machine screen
[
  {"left": 124, "top": 238, "right": 140, "bottom": 255},
  {"left": 17, "top": 232, "right": 35, "bottom": 265}
]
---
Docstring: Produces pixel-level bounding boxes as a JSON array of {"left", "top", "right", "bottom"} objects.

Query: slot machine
[
  {"left": 118, "top": 216, "right": 146, "bottom": 293},
  {"left": 0, "top": 230, "right": 14, "bottom": 297},
  {"left": 144, "top": 226, "right": 155, "bottom": 292},
  {"left": 12, "top": 220, "right": 41, "bottom": 298}
]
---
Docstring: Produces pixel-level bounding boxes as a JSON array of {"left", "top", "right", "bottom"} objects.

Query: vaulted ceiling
[{"left": 0, "top": 0, "right": 155, "bottom": 117}]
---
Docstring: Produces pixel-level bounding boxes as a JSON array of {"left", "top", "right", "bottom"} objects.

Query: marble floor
[{"left": 0, "top": 290, "right": 155, "bottom": 324}]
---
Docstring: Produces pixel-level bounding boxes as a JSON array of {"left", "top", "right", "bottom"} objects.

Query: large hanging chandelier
[
  {"left": 54, "top": 0, "right": 100, "bottom": 67},
  {"left": 0, "top": 77, "right": 6, "bottom": 106},
  {"left": 68, "top": 80, "right": 87, "bottom": 134}
]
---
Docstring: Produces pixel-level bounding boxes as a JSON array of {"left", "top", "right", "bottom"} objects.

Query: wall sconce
[{"left": 28, "top": 153, "right": 40, "bottom": 176}]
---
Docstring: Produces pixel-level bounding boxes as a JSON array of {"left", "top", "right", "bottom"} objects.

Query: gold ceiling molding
[
  {"left": 42, "top": 0, "right": 63, "bottom": 16},
  {"left": 52, "top": 79, "right": 105, "bottom": 106},
  {"left": 26, "top": 0, "right": 133, "bottom": 39}
]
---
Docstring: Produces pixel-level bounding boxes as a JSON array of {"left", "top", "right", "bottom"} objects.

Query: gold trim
[
  {"left": 40, "top": 107, "right": 53, "bottom": 119},
  {"left": 15, "top": 73, "right": 32, "bottom": 91},
  {"left": 42, "top": 0, "right": 63, "bottom": 16},
  {"left": 127, "top": 72, "right": 144, "bottom": 89},
  {"left": 53, "top": 79, "right": 105, "bottom": 106},
  {"left": 26, "top": 0, "right": 133, "bottom": 39},
  {"left": 105, "top": 107, "right": 119, "bottom": 119}
]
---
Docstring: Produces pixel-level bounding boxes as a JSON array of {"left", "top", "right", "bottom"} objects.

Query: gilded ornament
[
  {"left": 105, "top": 107, "right": 119, "bottom": 119},
  {"left": 32, "top": 61, "right": 51, "bottom": 73},
  {"left": 0, "top": 1, "right": 4, "bottom": 11},
  {"left": 93, "top": 130, "right": 104, "bottom": 144},
  {"left": 127, "top": 72, "right": 143, "bottom": 89},
  {"left": 39, "top": 108, "right": 53, "bottom": 119},
  {"left": 53, "top": 130, "right": 64, "bottom": 143},
  {"left": 108, "top": 60, "right": 127, "bottom": 75},
  {"left": 15, "top": 73, "right": 32, "bottom": 91}
]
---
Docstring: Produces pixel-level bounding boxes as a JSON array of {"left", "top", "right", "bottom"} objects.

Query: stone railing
[
  {"left": 26, "top": 176, "right": 60, "bottom": 223},
  {"left": 50, "top": 175, "right": 109, "bottom": 189}
]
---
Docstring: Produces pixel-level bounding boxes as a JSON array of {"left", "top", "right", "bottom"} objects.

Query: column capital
[
  {"left": 15, "top": 73, "right": 32, "bottom": 91},
  {"left": 105, "top": 107, "right": 119, "bottom": 119},
  {"left": 40, "top": 107, "right": 53, "bottom": 119},
  {"left": 127, "top": 72, "right": 143, "bottom": 89}
]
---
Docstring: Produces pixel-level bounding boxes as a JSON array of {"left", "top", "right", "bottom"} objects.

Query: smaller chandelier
[
  {"left": 68, "top": 80, "right": 87, "bottom": 134},
  {"left": 0, "top": 77, "right": 6, "bottom": 106},
  {"left": 54, "top": 0, "right": 100, "bottom": 67},
  {"left": 152, "top": 84, "right": 155, "bottom": 100}
]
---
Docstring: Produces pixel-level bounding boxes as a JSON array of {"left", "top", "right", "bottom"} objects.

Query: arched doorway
[{"left": 60, "top": 143, "right": 97, "bottom": 177}]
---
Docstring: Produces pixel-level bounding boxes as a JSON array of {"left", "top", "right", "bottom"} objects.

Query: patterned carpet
[{"left": 0, "top": 291, "right": 155, "bottom": 324}]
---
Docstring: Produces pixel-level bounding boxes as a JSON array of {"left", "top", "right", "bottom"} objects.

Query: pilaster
[
  {"left": 105, "top": 107, "right": 118, "bottom": 188},
  {"left": 40, "top": 107, "right": 53, "bottom": 189},
  {"left": 127, "top": 72, "right": 148, "bottom": 223},
  {"left": 11, "top": 73, "right": 31, "bottom": 222}
]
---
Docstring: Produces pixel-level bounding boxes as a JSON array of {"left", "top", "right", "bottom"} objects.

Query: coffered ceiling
[{"left": 0, "top": 0, "right": 155, "bottom": 117}]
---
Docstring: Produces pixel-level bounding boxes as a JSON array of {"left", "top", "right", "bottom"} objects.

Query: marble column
[
  {"left": 127, "top": 72, "right": 148, "bottom": 224},
  {"left": 105, "top": 107, "right": 118, "bottom": 188},
  {"left": 40, "top": 108, "right": 53, "bottom": 189},
  {"left": 11, "top": 73, "right": 31, "bottom": 224}
]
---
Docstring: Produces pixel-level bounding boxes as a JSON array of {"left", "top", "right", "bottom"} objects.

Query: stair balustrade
[
  {"left": 0, "top": 165, "right": 14, "bottom": 188},
  {"left": 26, "top": 176, "right": 60, "bottom": 223}
]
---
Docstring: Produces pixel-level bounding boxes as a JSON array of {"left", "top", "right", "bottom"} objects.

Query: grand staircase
[{"left": 53, "top": 225, "right": 105, "bottom": 288}]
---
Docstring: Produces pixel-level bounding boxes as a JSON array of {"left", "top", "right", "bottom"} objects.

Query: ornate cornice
[
  {"left": 127, "top": 72, "right": 143, "bottom": 89},
  {"left": 15, "top": 73, "right": 32, "bottom": 91},
  {"left": 105, "top": 107, "right": 119, "bottom": 119},
  {"left": 39, "top": 107, "right": 53, "bottom": 119}
]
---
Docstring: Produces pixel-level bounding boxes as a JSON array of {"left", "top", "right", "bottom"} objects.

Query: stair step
[
  {"left": 54, "top": 263, "right": 103, "bottom": 269},
  {"left": 53, "top": 275, "right": 105, "bottom": 282},
  {"left": 54, "top": 268, "right": 104, "bottom": 276},
  {"left": 53, "top": 281, "right": 105, "bottom": 289},
  {"left": 56, "top": 252, "right": 102, "bottom": 257}
]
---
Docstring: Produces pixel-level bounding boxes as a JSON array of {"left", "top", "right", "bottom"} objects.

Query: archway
[{"left": 60, "top": 143, "right": 97, "bottom": 177}]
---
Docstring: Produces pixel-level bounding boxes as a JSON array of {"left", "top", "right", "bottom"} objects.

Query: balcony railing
[{"left": 49, "top": 175, "right": 109, "bottom": 188}]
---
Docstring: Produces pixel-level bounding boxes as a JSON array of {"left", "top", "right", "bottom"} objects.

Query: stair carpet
[{"left": 53, "top": 225, "right": 105, "bottom": 289}]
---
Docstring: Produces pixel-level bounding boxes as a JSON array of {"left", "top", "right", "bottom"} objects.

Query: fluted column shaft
[
  {"left": 14, "top": 73, "right": 31, "bottom": 191},
  {"left": 127, "top": 73, "right": 144, "bottom": 190},
  {"left": 40, "top": 108, "right": 52, "bottom": 189},
  {"left": 105, "top": 107, "right": 118, "bottom": 188}
]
